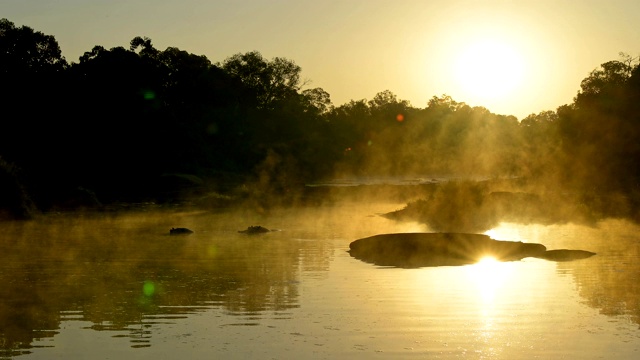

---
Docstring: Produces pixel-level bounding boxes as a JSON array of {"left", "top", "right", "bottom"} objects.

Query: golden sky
[{"left": 3, "top": 0, "right": 640, "bottom": 119}]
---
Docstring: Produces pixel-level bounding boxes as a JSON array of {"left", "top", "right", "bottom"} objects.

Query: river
[{"left": 0, "top": 198, "right": 639, "bottom": 359}]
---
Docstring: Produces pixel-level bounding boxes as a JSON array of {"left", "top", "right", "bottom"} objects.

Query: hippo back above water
[
  {"left": 170, "top": 227, "right": 193, "bottom": 235},
  {"left": 349, "top": 232, "right": 547, "bottom": 268},
  {"left": 239, "top": 225, "right": 272, "bottom": 234}
]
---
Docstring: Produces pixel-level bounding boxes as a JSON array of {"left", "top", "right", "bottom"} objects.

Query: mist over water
[{"left": 1, "top": 196, "right": 639, "bottom": 359}]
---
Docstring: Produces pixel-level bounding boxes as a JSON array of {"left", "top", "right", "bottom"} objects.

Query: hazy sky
[{"left": 3, "top": 0, "right": 639, "bottom": 119}]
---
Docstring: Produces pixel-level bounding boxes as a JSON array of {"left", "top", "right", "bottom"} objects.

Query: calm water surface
[{"left": 1, "top": 200, "right": 639, "bottom": 359}]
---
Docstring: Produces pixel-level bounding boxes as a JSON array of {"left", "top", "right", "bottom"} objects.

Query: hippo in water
[
  {"left": 170, "top": 227, "right": 194, "bottom": 235},
  {"left": 239, "top": 225, "right": 272, "bottom": 234}
]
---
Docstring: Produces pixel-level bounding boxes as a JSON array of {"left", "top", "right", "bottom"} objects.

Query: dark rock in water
[
  {"left": 349, "top": 232, "right": 597, "bottom": 268},
  {"left": 239, "top": 225, "right": 271, "bottom": 234},
  {"left": 538, "top": 249, "right": 596, "bottom": 261},
  {"left": 349, "top": 233, "right": 547, "bottom": 268},
  {"left": 170, "top": 227, "right": 193, "bottom": 235}
]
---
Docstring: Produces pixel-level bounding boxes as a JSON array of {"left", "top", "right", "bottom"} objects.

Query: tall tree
[
  {"left": 0, "top": 18, "right": 68, "bottom": 188},
  {"left": 301, "top": 87, "right": 333, "bottom": 115},
  {"left": 0, "top": 18, "right": 67, "bottom": 74},
  {"left": 557, "top": 55, "right": 640, "bottom": 191},
  {"left": 221, "top": 51, "right": 302, "bottom": 109}
]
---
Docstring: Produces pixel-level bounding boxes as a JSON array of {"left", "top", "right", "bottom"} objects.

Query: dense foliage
[{"left": 1, "top": 18, "right": 639, "bottom": 216}]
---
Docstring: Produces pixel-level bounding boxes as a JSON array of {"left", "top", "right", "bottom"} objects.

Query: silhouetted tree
[
  {"left": 301, "top": 87, "right": 333, "bottom": 115},
  {"left": 557, "top": 55, "right": 640, "bottom": 191},
  {"left": 63, "top": 38, "right": 259, "bottom": 201},
  {"left": 0, "top": 157, "right": 38, "bottom": 219},
  {"left": 0, "top": 18, "right": 67, "bottom": 74},
  {"left": 0, "top": 19, "right": 68, "bottom": 206},
  {"left": 221, "top": 51, "right": 302, "bottom": 110},
  {"left": 130, "top": 36, "right": 160, "bottom": 58},
  {"left": 3, "top": 17, "right": 640, "bottom": 214}
]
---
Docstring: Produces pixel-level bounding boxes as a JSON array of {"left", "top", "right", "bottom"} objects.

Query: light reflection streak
[
  {"left": 465, "top": 256, "right": 516, "bottom": 358},
  {"left": 467, "top": 256, "right": 512, "bottom": 304}
]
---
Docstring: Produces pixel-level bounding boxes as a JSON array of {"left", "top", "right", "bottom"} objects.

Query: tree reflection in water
[
  {"left": 1, "top": 208, "right": 639, "bottom": 358},
  {"left": 558, "top": 233, "right": 640, "bottom": 326},
  {"left": 0, "top": 209, "right": 333, "bottom": 356},
  {"left": 486, "top": 219, "right": 640, "bottom": 328}
]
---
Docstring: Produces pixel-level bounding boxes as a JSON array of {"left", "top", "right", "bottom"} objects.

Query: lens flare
[
  {"left": 143, "top": 281, "right": 156, "bottom": 297},
  {"left": 142, "top": 90, "right": 156, "bottom": 100}
]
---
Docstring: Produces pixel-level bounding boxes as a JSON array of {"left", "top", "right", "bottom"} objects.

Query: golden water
[{"left": 0, "top": 201, "right": 638, "bottom": 359}]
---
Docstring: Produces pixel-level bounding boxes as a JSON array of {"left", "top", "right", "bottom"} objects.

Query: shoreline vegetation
[
  {"left": 4, "top": 174, "right": 638, "bottom": 237},
  {"left": 1, "top": 18, "right": 640, "bottom": 230}
]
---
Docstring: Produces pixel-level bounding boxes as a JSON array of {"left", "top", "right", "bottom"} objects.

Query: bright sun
[{"left": 453, "top": 39, "right": 525, "bottom": 103}]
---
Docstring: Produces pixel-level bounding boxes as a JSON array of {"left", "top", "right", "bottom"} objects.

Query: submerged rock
[
  {"left": 537, "top": 249, "right": 596, "bottom": 261},
  {"left": 349, "top": 232, "right": 597, "bottom": 268},
  {"left": 169, "top": 227, "right": 193, "bottom": 235},
  {"left": 239, "top": 225, "right": 272, "bottom": 234},
  {"left": 349, "top": 233, "right": 547, "bottom": 268}
]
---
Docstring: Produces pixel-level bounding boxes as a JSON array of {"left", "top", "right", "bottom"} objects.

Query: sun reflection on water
[{"left": 468, "top": 256, "right": 512, "bottom": 304}]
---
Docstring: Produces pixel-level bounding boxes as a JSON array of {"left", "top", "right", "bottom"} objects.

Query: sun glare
[
  {"left": 453, "top": 39, "right": 525, "bottom": 103},
  {"left": 469, "top": 255, "right": 510, "bottom": 303},
  {"left": 477, "top": 255, "right": 500, "bottom": 267}
]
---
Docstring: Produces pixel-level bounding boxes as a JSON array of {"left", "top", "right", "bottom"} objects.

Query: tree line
[{"left": 1, "top": 18, "right": 639, "bottom": 218}]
